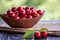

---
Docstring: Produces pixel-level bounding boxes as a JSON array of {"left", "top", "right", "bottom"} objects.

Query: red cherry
[
  {"left": 21, "top": 17, "right": 25, "bottom": 19},
  {"left": 25, "top": 7, "right": 29, "bottom": 10},
  {"left": 34, "top": 31, "right": 41, "bottom": 39},
  {"left": 7, "top": 10, "right": 11, "bottom": 15},
  {"left": 17, "top": 7, "right": 23, "bottom": 11},
  {"left": 19, "top": 9, "right": 26, "bottom": 17},
  {"left": 30, "top": 7, "right": 34, "bottom": 10},
  {"left": 8, "top": 12, "right": 15, "bottom": 17},
  {"left": 11, "top": 7, "right": 16, "bottom": 12},
  {"left": 37, "top": 10, "right": 43, "bottom": 15},
  {"left": 27, "top": 15, "right": 32, "bottom": 18},
  {"left": 19, "top": 8, "right": 25, "bottom": 13},
  {"left": 17, "top": 7, "right": 21, "bottom": 11},
  {"left": 12, "top": 15, "right": 20, "bottom": 19},
  {"left": 26, "top": 9, "right": 32, "bottom": 15},
  {"left": 14, "top": 11, "right": 19, "bottom": 15},
  {"left": 31, "top": 11, "right": 39, "bottom": 18},
  {"left": 31, "top": 9, "right": 35, "bottom": 14},
  {"left": 20, "top": 14, "right": 26, "bottom": 18},
  {"left": 41, "top": 31, "right": 48, "bottom": 38}
]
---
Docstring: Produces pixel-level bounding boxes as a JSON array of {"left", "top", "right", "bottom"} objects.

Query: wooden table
[
  {"left": 0, "top": 20, "right": 60, "bottom": 32},
  {"left": 0, "top": 20, "right": 60, "bottom": 40}
]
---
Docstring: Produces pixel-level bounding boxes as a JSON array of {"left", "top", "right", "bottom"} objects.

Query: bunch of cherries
[{"left": 7, "top": 7, "right": 43, "bottom": 19}]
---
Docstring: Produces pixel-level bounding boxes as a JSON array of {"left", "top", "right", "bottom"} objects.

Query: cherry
[
  {"left": 14, "top": 11, "right": 19, "bottom": 15},
  {"left": 41, "top": 31, "right": 48, "bottom": 38},
  {"left": 19, "top": 11, "right": 26, "bottom": 18},
  {"left": 8, "top": 12, "right": 15, "bottom": 17},
  {"left": 34, "top": 31, "right": 41, "bottom": 39},
  {"left": 31, "top": 11, "right": 39, "bottom": 18},
  {"left": 11, "top": 7, "right": 16, "bottom": 12},
  {"left": 26, "top": 9, "right": 32, "bottom": 15},
  {"left": 7, "top": 10, "right": 11, "bottom": 15},
  {"left": 20, "top": 14, "right": 26, "bottom": 18},
  {"left": 12, "top": 15, "right": 20, "bottom": 19},
  {"left": 27, "top": 15, "right": 32, "bottom": 19},
  {"left": 31, "top": 9, "right": 35, "bottom": 14},
  {"left": 25, "top": 7, "right": 29, "bottom": 10},
  {"left": 37, "top": 10, "right": 43, "bottom": 15},
  {"left": 30, "top": 7, "right": 34, "bottom": 10},
  {"left": 17, "top": 7, "right": 23, "bottom": 11}
]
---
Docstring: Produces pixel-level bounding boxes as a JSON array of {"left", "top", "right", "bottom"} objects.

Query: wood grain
[{"left": 0, "top": 21, "right": 60, "bottom": 36}]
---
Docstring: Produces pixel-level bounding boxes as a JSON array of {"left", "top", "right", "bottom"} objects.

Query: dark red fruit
[
  {"left": 21, "top": 17, "right": 25, "bottom": 19},
  {"left": 26, "top": 9, "right": 32, "bottom": 15},
  {"left": 14, "top": 11, "right": 19, "bottom": 15},
  {"left": 31, "top": 11, "right": 39, "bottom": 18},
  {"left": 8, "top": 12, "right": 15, "bottom": 17},
  {"left": 19, "top": 9, "right": 26, "bottom": 17},
  {"left": 7, "top": 10, "right": 11, "bottom": 14},
  {"left": 37, "top": 10, "right": 43, "bottom": 15},
  {"left": 31, "top": 9, "right": 35, "bottom": 14},
  {"left": 19, "top": 8, "right": 25, "bottom": 13},
  {"left": 34, "top": 31, "right": 41, "bottom": 39},
  {"left": 41, "top": 31, "right": 48, "bottom": 38},
  {"left": 25, "top": 7, "right": 29, "bottom": 10},
  {"left": 20, "top": 14, "right": 26, "bottom": 18},
  {"left": 27, "top": 15, "right": 32, "bottom": 18},
  {"left": 6, "top": 7, "right": 44, "bottom": 19},
  {"left": 11, "top": 7, "right": 16, "bottom": 12},
  {"left": 17, "top": 7, "right": 23, "bottom": 11},
  {"left": 12, "top": 15, "right": 20, "bottom": 19},
  {"left": 30, "top": 7, "right": 34, "bottom": 10}
]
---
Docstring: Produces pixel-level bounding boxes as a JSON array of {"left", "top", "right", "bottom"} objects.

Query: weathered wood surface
[{"left": 0, "top": 20, "right": 60, "bottom": 31}]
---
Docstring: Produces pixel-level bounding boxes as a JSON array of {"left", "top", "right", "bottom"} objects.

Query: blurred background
[{"left": 0, "top": 0, "right": 60, "bottom": 20}]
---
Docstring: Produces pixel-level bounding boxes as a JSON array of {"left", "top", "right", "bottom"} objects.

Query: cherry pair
[{"left": 34, "top": 31, "right": 48, "bottom": 39}]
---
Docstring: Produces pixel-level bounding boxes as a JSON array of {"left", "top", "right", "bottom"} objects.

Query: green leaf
[
  {"left": 39, "top": 28, "right": 48, "bottom": 32},
  {"left": 23, "top": 30, "right": 34, "bottom": 39}
]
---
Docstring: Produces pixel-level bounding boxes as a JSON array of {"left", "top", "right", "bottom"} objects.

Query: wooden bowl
[{"left": 0, "top": 14, "right": 43, "bottom": 28}]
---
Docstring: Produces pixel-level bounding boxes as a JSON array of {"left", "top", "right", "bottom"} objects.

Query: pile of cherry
[
  {"left": 34, "top": 31, "right": 48, "bottom": 39},
  {"left": 7, "top": 7, "right": 43, "bottom": 19}
]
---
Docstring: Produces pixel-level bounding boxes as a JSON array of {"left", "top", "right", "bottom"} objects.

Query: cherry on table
[
  {"left": 41, "top": 31, "right": 48, "bottom": 38},
  {"left": 34, "top": 31, "right": 41, "bottom": 39}
]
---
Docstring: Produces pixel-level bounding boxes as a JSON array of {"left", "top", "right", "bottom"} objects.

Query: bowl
[{"left": 0, "top": 14, "right": 43, "bottom": 28}]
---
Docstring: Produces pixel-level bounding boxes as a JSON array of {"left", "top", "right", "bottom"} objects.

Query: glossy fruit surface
[
  {"left": 34, "top": 31, "right": 41, "bottom": 39},
  {"left": 37, "top": 10, "right": 43, "bottom": 15},
  {"left": 6, "top": 7, "right": 43, "bottom": 19},
  {"left": 41, "top": 31, "right": 48, "bottom": 38}
]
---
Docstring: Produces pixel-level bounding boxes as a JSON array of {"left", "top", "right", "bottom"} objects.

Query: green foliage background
[{"left": 0, "top": 0, "right": 60, "bottom": 20}]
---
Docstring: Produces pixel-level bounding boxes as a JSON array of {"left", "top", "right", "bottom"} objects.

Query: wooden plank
[{"left": 0, "top": 21, "right": 60, "bottom": 36}]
